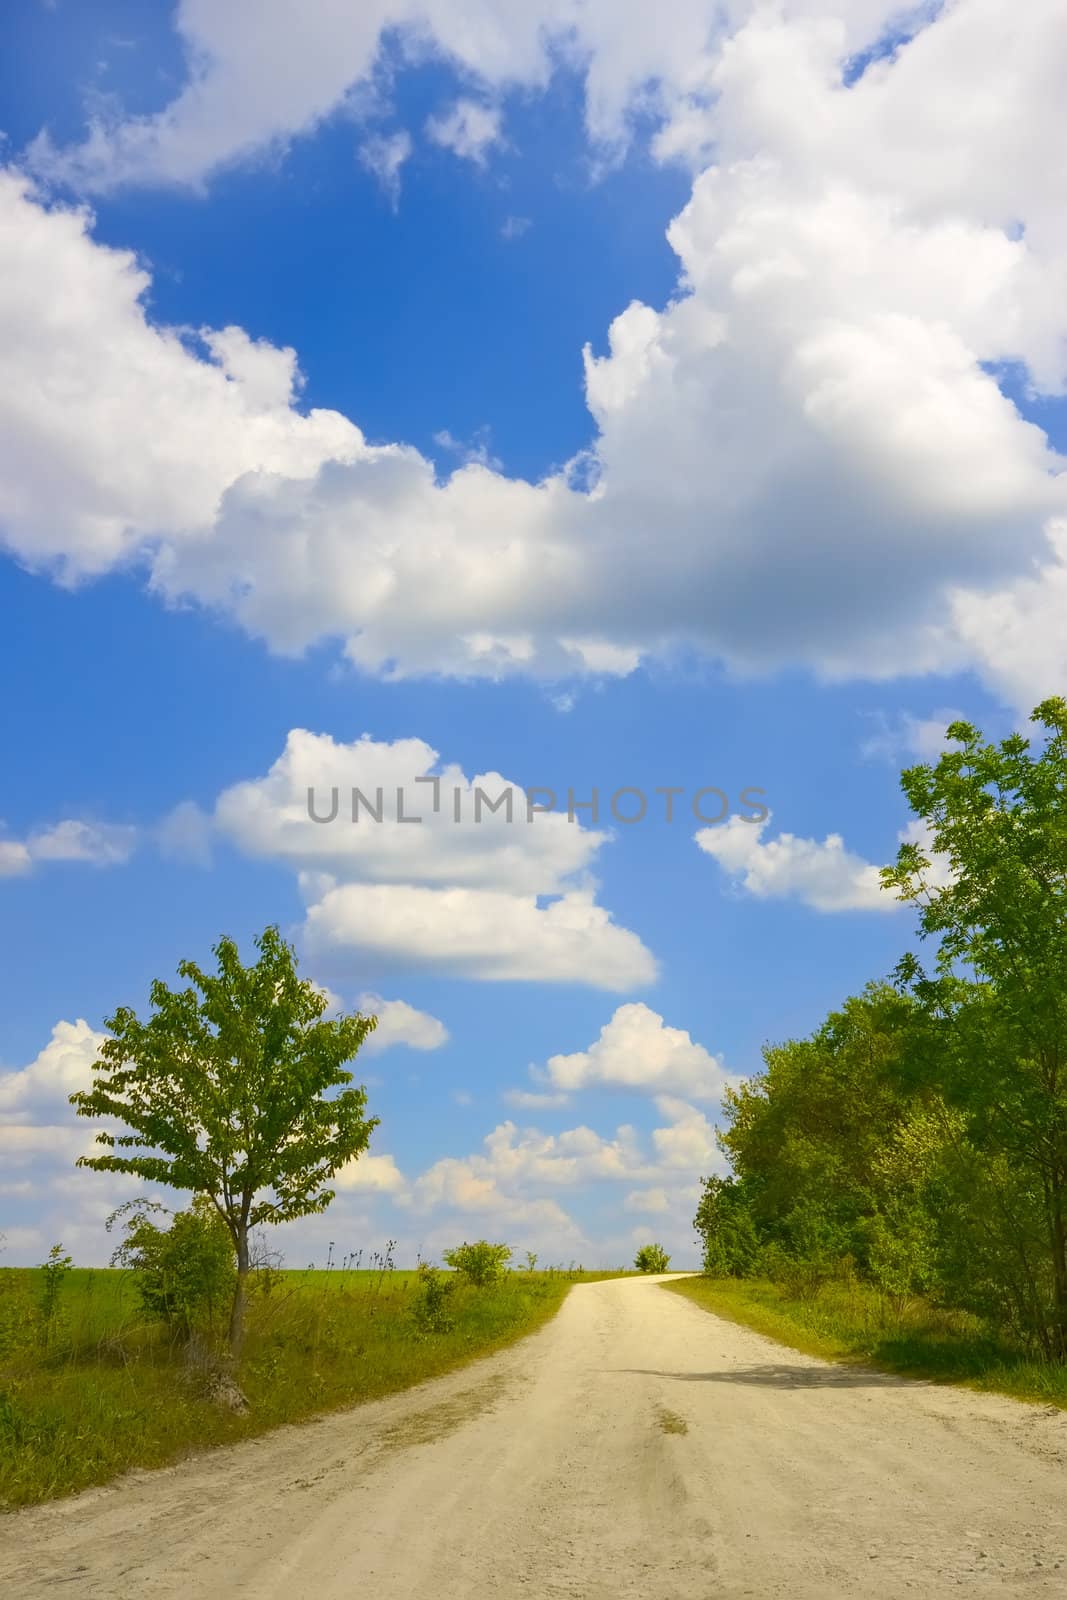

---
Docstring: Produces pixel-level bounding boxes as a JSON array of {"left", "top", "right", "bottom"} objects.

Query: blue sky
[{"left": 1, "top": 0, "right": 1064, "bottom": 1267}]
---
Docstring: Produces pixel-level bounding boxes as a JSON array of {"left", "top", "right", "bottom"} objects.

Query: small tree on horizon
[
  {"left": 442, "top": 1240, "right": 512, "bottom": 1286},
  {"left": 71, "top": 925, "right": 378, "bottom": 1356},
  {"left": 634, "top": 1242, "right": 671, "bottom": 1274}
]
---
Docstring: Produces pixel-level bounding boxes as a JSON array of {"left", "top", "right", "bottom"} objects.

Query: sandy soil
[{"left": 2, "top": 1274, "right": 1065, "bottom": 1598}]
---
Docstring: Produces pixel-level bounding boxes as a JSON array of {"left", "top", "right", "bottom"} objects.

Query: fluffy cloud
[
  {"left": 533, "top": 1002, "right": 735, "bottom": 1102},
  {"left": 0, "top": 170, "right": 361, "bottom": 578},
  {"left": 414, "top": 1119, "right": 644, "bottom": 1200},
  {"left": 211, "top": 729, "right": 656, "bottom": 989},
  {"left": 4, "top": 4, "right": 1067, "bottom": 710},
  {"left": 696, "top": 813, "right": 891, "bottom": 911},
  {"left": 696, "top": 813, "right": 951, "bottom": 911},
  {"left": 650, "top": 1095, "right": 721, "bottom": 1170},
  {"left": 412, "top": 1093, "right": 720, "bottom": 1209},
  {"left": 358, "top": 995, "right": 449, "bottom": 1053},
  {"left": 306, "top": 883, "right": 653, "bottom": 989},
  {"left": 0, "top": 819, "right": 138, "bottom": 878},
  {"left": 23, "top": 1, "right": 778, "bottom": 193},
  {"left": 0, "top": 1020, "right": 105, "bottom": 1122},
  {"left": 333, "top": 1152, "right": 407, "bottom": 1194},
  {"left": 948, "top": 519, "right": 1067, "bottom": 714},
  {"left": 214, "top": 729, "right": 601, "bottom": 891},
  {"left": 425, "top": 98, "right": 503, "bottom": 164},
  {"left": 400, "top": 1130, "right": 596, "bottom": 1252}
]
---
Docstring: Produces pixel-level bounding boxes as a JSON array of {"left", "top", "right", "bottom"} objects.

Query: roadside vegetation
[
  {"left": 0, "top": 1254, "right": 624, "bottom": 1508},
  {"left": 0, "top": 927, "right": 628, "bottom": 1508},
  {"left": 686, "top": 700, "right": 1067, "bottom": 1405},
  {"left": 69, "top": 925, "right": 380, "bottom": 1357}
]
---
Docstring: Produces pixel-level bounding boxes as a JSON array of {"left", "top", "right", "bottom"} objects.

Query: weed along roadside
[{"left": 0, "top": 1252, "right": 630, "bottom": 1508}]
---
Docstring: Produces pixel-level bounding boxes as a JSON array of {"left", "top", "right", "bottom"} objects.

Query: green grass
[
  {"left": 0, "top": 1264, "right": 624, "bottom": 1509},
  {"left": 663, "top": 1275, "right": 1067, "bottom": 1408}
]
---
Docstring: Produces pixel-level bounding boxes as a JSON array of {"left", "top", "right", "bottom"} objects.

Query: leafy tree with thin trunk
[{"left": 71, "top": 926, "right": 378, "bottom": 1356}]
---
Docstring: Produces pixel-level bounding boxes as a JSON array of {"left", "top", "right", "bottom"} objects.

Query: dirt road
[{"left": 2, "top": 1274, "right": 1065, "bottom": 1598}]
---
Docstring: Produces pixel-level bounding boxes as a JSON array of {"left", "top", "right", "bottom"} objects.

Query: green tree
[
  {"left": 883, "top": 698, "right": 1067, "bottom": 1358},
  {"left": 634, "top": 1243, "right": 671, "bottom": 1273},
  {"left": 71, "top": 926, "right": 378, "bottom": 1355}
]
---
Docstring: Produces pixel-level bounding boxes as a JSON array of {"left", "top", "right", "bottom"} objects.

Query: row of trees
[{"left": 695, "top": 699, "right": 1067, "bottom": 1361}]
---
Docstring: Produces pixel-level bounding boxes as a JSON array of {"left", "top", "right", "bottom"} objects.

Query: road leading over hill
[{"left": 3, "top": 1274, "right": 1066, "bottom": 1598}]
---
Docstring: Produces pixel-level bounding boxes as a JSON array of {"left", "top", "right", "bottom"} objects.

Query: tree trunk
[{"left": 228, "top": 1227, "right": 250, "bottom": 1359}]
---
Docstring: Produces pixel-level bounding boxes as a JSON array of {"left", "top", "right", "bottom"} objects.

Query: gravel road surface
[{"left": 2, "top": 1274, "right": 1065, "bottom": 1598}]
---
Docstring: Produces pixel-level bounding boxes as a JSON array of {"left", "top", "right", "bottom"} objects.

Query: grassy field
[
  {"left": 0, "top": 1263, "right": 625, "bottom": 1509},
  {"left": 663, "top": 1275, "right": 1067, "bottom": 1408}
]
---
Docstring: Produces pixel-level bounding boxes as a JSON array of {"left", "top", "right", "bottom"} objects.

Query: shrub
[
  {"left": 634, "top": 1243, "right": 671, "bottom": 1274},
  {"left": 442, "top": 1240, "right": 512, "bottom": 1286},
  {"left": 109, "top": 1197, "right": 235, "bottom": 1341},
  {"left": 410, "top": 1265, "right": 456, "bottom": 1333}
]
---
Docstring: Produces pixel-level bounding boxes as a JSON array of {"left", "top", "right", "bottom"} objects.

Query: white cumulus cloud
[
  {"left": 696, "top": 813, "right": 892, "bottom": 912},
  {"left": 0, "top": 1019, "right": 106, "bottom": 1122},
  {"left": 22, "top": 1, "right": 762, "bottom": 192},
  {"left": 535, "top": 1002, "right": 735, "bottom": 1102},
  {"left": 357, "top": 994, "right": 449, "bottom": 1053},
  {"left": 3, "top": 5, "right": 1067, "bottom": 711},
  {"left": 306, "top": 883, "right": 654, "bottom": 990},
  {"left": 697, "top": 813, "right": 952, "bottom": 911},
  {"left": 650, "top": 1095, "right": 721, "bottom": 1170},
  {"left": 333, "top": 1152, "right": 407, "bottom": 1195},
  {"left": 210, "top": 728, "right": 656, "bottom": 990}
]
